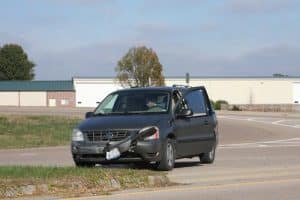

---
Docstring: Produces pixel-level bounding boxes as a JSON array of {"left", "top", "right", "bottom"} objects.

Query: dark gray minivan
[{"left": 71, "top": 86, "right": 218, "bottom": 171}]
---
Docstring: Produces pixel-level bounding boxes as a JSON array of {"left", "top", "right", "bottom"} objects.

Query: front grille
[{"left": 83, "top": 130, "right": 131, "bottom": 142}]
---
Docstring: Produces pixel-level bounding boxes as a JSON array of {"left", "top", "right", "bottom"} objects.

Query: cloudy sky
[{"left": 1, "top": 0, "right": 300, "bottom": 80}]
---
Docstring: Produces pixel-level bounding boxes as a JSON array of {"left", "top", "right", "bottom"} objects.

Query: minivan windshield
[{"left": 94, "top": 91, "right": 170, "bottom": 115}]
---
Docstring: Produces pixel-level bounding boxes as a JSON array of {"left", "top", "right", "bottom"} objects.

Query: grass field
[
  {"left": 0, "top": 166, "right": 167, "bottom": 198},
  {"left": 0, "top": 115, "right": 81, "bottom": 149}
]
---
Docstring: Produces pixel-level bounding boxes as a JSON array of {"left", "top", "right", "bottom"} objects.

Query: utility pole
[{"left": 185, "top": 72, "right": 190, "bottom": 86}]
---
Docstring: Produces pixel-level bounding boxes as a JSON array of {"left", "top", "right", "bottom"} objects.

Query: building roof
[
  {"left": 73, "top": 76, "right": 300, "bottom": 80},
  {"left": 0, "top": 80, "right": 74, "bottom": 91}
]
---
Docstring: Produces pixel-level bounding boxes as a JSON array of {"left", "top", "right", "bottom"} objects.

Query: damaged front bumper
[{"left": 71, "top": 138, "right": 161, "bottom": 163}]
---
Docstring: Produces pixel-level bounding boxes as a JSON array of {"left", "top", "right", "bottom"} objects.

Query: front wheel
[
  {"left": 156, "top": 139, "right": 176, "bottom": 171},
  {"left": 199, "top": 146, "right": 216, "bottom": 164}
]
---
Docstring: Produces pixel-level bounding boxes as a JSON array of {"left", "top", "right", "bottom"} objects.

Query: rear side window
[{"left": 185, "top": 90, "right": 207, "bottom": 114}]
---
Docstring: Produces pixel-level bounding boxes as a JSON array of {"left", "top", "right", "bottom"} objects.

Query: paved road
[{"left": 1, "top": 114, "right": 300, "bottom": 200}]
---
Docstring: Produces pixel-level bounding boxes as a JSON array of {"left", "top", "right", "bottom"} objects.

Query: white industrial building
[
  {"left": 0, "top": 77, "right": 299, "bottom": 109},
  {"left": 73, "top": 77, "right": 300, "bottom": 108}
]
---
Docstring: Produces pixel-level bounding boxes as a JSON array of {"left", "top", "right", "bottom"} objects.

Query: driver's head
[{"left": 145, "top": 95, "right": 156, "bottom": 108}]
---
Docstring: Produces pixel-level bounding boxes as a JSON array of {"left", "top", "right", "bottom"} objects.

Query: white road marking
[
  {"left": 262, "top": 138, "right": 300, "bottom": 143},
  {"left": 220, "top": 138, "right": 300, "bottom": 149},
  {"left": 219, "top": 145, "right": 300, "bottom": 149},
  {"left": 219, "top": 115, "right": 300, "bottom": 129},
  {"left": 218, "top": 115, "right": 300, "bottom": 147},
  {"left": 258, "top": 144, "right": 268, "bottom": 147},
  {"left": 272, "top": 120, "right": 285, "bottom": 124},
  {"left": 220, "top": 138, "right": 300, "bottom": 147}
]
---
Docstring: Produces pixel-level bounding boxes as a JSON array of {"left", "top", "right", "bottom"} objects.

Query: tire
[
  {"left": 199, "top": 146, "right": 216, "bottom": 164},
  {"left": 156, "top": 139, "right": 176, "bottom": 171}
]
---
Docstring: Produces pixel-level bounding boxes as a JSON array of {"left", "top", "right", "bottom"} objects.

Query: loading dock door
[
  {"left": 75, "top": 83, "right": 121, "bottom": 107},
  {"left": 293, "top": 83, "right": 300, "bottom": 104},
  {"left": 0, "top": 92, "right": 19, "bottom": 106},
  {"left": 20, "top": 92, "right": 47, "bottom": 106}
]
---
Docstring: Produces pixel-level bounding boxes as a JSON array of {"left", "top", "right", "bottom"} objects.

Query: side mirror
[
  {"left": 176, "top": 109, "right": 193, "bottom": 118},
  {"left": 85, "top": 112, "right": 94, "bottom": 119}
]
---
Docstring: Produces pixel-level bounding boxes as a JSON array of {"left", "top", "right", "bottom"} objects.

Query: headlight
[
  {"left": 141, "top": 126, "right": 160, "bottom": 140},
  {"left": 72, "top": 129, "right": 84, "bottom": 142}
]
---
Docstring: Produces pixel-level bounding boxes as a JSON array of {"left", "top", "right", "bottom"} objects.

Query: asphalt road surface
[{"left": 1, "top": 114, "right": 300, "bottom": 200}]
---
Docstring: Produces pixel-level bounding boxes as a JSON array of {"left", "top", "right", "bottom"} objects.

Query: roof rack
[{"left": 172, "top": 84, "right": 190, "bottom": 88}]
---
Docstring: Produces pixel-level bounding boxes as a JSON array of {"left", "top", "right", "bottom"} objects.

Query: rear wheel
[
  {"left": 199, "top": 146, "right": 216, "bottom": 164},
  {"left": 156, "top": 139, "right": 176, "bottom": 171}
]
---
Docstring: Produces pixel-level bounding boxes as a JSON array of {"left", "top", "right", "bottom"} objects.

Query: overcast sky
[{"left": 1, "top": 0, "right": 300, "bottom": 80}]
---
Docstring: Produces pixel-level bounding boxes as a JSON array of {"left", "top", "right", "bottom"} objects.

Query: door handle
[{"left": 204, "top": 121, "right": 209, "bottom": 125}]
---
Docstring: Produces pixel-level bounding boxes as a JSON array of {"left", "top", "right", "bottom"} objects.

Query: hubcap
[{"left": 166, "top": 143, "right": 174, "bottom": 167}]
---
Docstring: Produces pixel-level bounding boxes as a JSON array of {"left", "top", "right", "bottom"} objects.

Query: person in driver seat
[{"left": 145, "top": 95, "right": 157, "bottom": 110}]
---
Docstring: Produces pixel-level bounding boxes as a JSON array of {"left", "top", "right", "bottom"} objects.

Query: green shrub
[
  {"left": 231, "top": 105, "right": 240, "bottom": 111},
  {"left": 215, "top": 100, "right": 229, "bottom": 110}
]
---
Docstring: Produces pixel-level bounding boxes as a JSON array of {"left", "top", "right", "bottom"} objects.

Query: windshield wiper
[
  {"left": 126, "top": 111, "right": 146, "bottom": 114},
  {"left": 94, "top": 111, "right": 154, "bottom": 116},
  {"left": 94, "top": 112, "right": 128, "bottom": 116},
  {"left": 93, "top": 112, "right": 105, "bottom": 116}
]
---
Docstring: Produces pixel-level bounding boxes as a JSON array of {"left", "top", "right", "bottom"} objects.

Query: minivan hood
[{"left": 77, "top": 114, "right": 169, "bottom": 130}]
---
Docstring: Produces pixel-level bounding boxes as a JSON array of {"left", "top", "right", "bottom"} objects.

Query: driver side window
[{"left": 185, "top": 89, "right": 207, "bottom": 114}]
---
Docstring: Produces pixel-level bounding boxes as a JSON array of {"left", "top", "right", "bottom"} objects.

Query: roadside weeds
[{"left": 0, "top": 166, "right": 171, "bottom": 199}]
